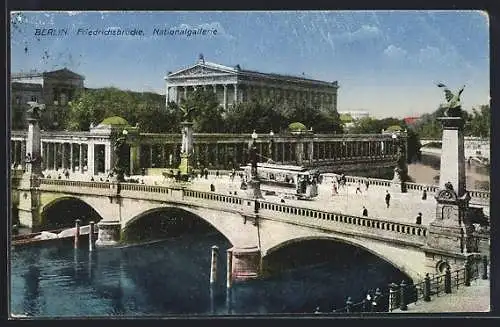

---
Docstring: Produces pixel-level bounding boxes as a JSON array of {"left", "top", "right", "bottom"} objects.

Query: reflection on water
[
  {"left": 11, "top": 233, "right": 409, "bottom": 317},
  {"left": 409, "top": 154, "right": 490, "bottom": 190}
]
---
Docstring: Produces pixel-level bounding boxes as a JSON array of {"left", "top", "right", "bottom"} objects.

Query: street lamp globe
[
  {"left": 269, "top": 130, "right": 274, "bottom": 137},
  {"left": 392, "top": 133, "right": 397, "bottom": 140},
  {"left": 252, "top": 130, "right": 258, "bottom": 140},
  {"left": 122, "top": 129, "right": 129, "bottom": 136}
]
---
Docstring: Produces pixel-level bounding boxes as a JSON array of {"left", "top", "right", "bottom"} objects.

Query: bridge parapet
[
  {"left": 39, "top": 178, "right": 118, "bottom": 197},
  {"left": 33, "top": 178, "right": 429, "bottom": 248},
  {"left": 257, "top": 201, "right": 428, "bottom": 247}
]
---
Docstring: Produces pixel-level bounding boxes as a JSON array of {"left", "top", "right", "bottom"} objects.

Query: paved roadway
[
  {"left": 43, "top": 170, "right": 488, "bottom": 226},
  {"left": 392, "top": 277, "right": 490, "bottom": 313},
  {"left": 137, "top": 174, "right": 438, "bottom": 226}
]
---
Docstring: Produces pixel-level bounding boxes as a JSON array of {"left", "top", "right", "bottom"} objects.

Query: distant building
[
  {"left": 11, "top": 68, "right": 85, "bottom": 129},
  {"left": 165, "top": 54, "right": 339, "bottom": 114},
  {"left": 403, "top": 116, "right": 421, "bottom": 126},
  {"left": 338, "top": 110, "right": 370, "bottom": 130},
  {"left": 338, "top": 110, "right": 370, "bottom": 120}
]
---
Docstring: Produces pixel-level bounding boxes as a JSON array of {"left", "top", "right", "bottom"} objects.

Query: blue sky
[{"left": 10, "top": 11, "right": 489, "bottom": 118}]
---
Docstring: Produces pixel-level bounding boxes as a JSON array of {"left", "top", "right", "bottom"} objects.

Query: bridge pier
[
  {"left": 95, "top": 220, "right": 121, "bottom": 247},
  {"left": 230, "top": 246, "right": 261, "bottom": 282}
]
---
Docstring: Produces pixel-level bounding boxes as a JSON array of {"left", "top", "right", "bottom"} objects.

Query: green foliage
[
  {"left": 67, "top": 88, "right": 168, "bottom": 132},
  {"left": 180, "top": 89, "right": 225, "bottom": 133},
  {"left": 99, "top": 116, "right": 130, "bottom": 126},
  {"left": 225, "top": 99, "right": 287, "bottom": 133},
  {"left": 467, "top": 104, "right": 490, "bottom": 138},
  {"left": 288, "top": 122, "right": 307, "bottom": 131}
]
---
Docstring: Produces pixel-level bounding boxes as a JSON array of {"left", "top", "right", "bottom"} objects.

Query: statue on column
[
  {"left": 436, "top": 83, "right": 465, "bottom": 117},
  {"left": 178, "top": 103, "right": 196, "bottom": 180},
  {"left": 26, "top": 101, "right": 44, "bottom": 121}
]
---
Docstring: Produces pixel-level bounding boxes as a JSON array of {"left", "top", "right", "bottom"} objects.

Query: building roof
[
  {"left": 167, "top": 58, "right": 338, "bottom": 87},
  {"left": 98, "top": 116, "right": 131, "bottom": 127},
  {"left": 43, "top": 68, "right": 85, "bottom": 80}
]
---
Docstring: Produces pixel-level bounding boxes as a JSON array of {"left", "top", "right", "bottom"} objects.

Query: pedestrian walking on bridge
[
  {"left": 385, "top": 190, "right": 391, "bottom": 208},
  {"left": 356, "top": 181, "right": 362, "bottom": 194},
  {"left": 416, "top": 212, "right": 422, "bottom": 225},
  {"left": 365, "top": 179, "right": 370, "bottom": 191},
  {"left": 422, "top": 189, "right": 427, "bottom": 200},
  {"left": 362, "top": 206, "right": 368, "bottom": 217}
]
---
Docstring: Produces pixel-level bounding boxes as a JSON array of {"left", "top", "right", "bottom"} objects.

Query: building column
[
  {"left": 282, "top": 143, "right": 286, "bottom": 163},
  {"left": 69, "top": 143, "right": 74, "bottom": 171},
  {"left": 53, "top": 143, "right": 58, "bottom": 170},
  {"left": 79, "top": 144, "right": 84, "bottom": 173},
  {"left": 223, "top": 85, "right": 228, "bottom": 110},
  {"left": 13, "top": 141, "right": 19, "bottom": 166},
  {"left": 104, "top": 143, "right": 112, "bottom": 173},
  {"left": 88, "top": 143, "right": 95, "bottom": 175},
  {"left": 62, "top": 143, "right": 68, "bottom": 169},
  {"left": 183, "top": 86, "right": 187, "bottom": 99},
  {"left": 212, "top": 84, "right": 217, "bottom": 94}
]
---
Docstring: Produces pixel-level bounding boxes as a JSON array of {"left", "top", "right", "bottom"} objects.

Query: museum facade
[{"left": 165, "top": 55, "right": 339, "bottom": 114}]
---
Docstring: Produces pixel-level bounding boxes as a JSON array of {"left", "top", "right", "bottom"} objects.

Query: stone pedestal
[
  {"left": 437, "top": 117, "right": 466, "bottom": 197},
  {"left": 230, "top": 246, "right": 261, "bottom": 282},
  {"left": 246, "top": 179, "right": 264, "bottom": 200},
  {"left": 95, "top": 221, "right": 121, "bottom": 247},
  {"left": 178, "top": 121, "right": 194, "bottom": 178}
]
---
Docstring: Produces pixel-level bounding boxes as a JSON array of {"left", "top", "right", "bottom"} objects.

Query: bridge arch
[
  {"left": 121, "top": 204, "right": 239, "bottom": 246},
  {"left": 40, "top": 196, "right": 104, "bottom": 229},
  {"left": 262, "top": 235, "right": 422, "bottom": 282}
]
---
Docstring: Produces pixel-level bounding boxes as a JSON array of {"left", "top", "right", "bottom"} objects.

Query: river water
[{"left": 10, "top": 154, "right": 490, "bottom": 317}]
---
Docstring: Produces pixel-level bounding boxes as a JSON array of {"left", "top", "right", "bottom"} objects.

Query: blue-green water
[{"left": 10, "top": 231, "right": 409, "bottom": 317}]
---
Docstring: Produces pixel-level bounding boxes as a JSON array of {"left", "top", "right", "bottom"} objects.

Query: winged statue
[
  {"left": 179, "top": 103, "right": 196, "bottom": 121},
  {"left": 26, "top": 101, "right": 45, "bottom": 120},
  {"left": 436, "top": 83, "right": 465, "bottom": 117}
]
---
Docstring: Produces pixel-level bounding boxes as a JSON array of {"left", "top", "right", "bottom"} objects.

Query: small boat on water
[{"left": 11, "top": 224, "right": 97, "bottom": 247}]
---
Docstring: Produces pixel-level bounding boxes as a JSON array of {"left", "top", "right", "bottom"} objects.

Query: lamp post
[
  {"left": 247, "top": 130, "right": 264, "bottom": 200},
  {"left": 113, "top": 129, "right": 128, "bottom": 182},
  {"left": 268, "top": 130, "right": 274, "bottom": 163}
]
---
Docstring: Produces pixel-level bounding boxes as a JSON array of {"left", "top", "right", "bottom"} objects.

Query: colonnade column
[
  {"left": 233, "top": 84, "right": 238, "bottom": 104},
  {"left": 223, "top": 85, "right": 228, "bottom": 110},
  {"left": 79, "top": 144, "right": 84, "bottom": 173},
  {"left": 53, "top": 143, "right": 58, "bottom": 170},
  {"left": 104, "top": 143, "right": 112, "bottom": 173},
  {"left": 183, "top": 86, "right": 187, "bottom": 99},
  {"left": 69, "top": 143, "right": 74, "bottom": 171},
  {"left": 13, "top": 141, "right": 19, "bottom": 166},
  {"left": 212, "top": 84, "right": 217, "bottom": 94},
  {"left": 40, "top": 142, "right": 45, "bottom": 170},
  {"left": 21, "top": 141, "right": 26, "bottom": 171},
  {"left": 88, "top": 143, "right": 95, "bottom": 176}
]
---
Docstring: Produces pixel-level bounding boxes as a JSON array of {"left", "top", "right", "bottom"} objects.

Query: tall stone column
[
  {"left": 424, "top": 93, "right": 480, "bottom": 274},
  {"left": 40, "top": 142, "right": 45, "bottom": 170},
  {"left": 223, "top": 84, "right": 228, "bottom": 110},
  {"left": 69, "top": 143, "right": 74, "bottom": 171},
  {"left": 21, "top": 141, "right": 26, "bottom": 171},
  {"left": 178, "top": 121, "right": 194, "bottom": 179},
  {"left": 53, "top": 143, "right": 58, "bottom": 170},
  {"left": 87, "top": 143, "right": 95, "bottom": 175},
  {"left": 183, "top": 86, "right": 187, "bottom": 99},
  {"left": 130, "top": 144, "right": 141, "bottom": 175},
  {"left": 61, "top": 143, "right": 67, "bottom": 169},
  {"left": 212, "top": 84, "right": 217, "bottom": 94},
  {"left": 104, "top": 143, "right": 112, "bottom": 173},
  {"left": 166, "top": 86, "right": 170, "bottom": 104},
  {"left": 13, "top": 141, "right": 19, "bottom": 167},
  {"left": 79, "top": 144, "right": 84, "bottom": 173}
]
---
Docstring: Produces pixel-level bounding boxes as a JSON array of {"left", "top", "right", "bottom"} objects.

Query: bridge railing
[
  {"left": 38, "top": 178, "right": 118, "bottom": 197},
  {"left": 257, "top": 199, "right": 427, "bottom": 245}
]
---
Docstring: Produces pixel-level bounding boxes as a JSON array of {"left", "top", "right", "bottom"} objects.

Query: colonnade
[
  {"left": 11, "top": 132, "right": 400, "bottom": 175},
  {"left": 166, "top": 83, "right": 337, "bottom": 112},
  {"left": 139, "top": 138, "right": 398, "bottom": 171}
]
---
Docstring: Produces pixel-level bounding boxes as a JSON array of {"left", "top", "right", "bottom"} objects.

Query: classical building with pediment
[
  {"left": 11, "top": 68, "right": 85, "bottom": 129},
  {"left": 165, "top": 55, "right": 339, "bottom": 114}
]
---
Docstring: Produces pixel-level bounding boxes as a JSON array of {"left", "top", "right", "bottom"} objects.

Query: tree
[
  {"left": 224, "top": 99, "right": 287, "bottom": 133},
  {"left": 467, "top": 104, "right": 490, "bottom": 138}
]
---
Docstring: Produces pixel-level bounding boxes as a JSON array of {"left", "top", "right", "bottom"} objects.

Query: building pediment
[
  {"left": 168, "top": 63, "right": 237, "bottom": 79},
  {"left": 43, "top": 68, "right": 85, "bottom": 80}
]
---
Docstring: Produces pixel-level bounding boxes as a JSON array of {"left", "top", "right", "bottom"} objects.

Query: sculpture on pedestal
[
  {"left": 178, "top": 103, "right": 196, "bottom": 180},
  {"left": 436, "top": 83, "right": 465, "bottom": 117}
]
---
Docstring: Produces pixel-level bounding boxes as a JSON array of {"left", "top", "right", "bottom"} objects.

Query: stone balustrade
[{"left": 35, "top": 178, "right": 428, "bottom": 247}]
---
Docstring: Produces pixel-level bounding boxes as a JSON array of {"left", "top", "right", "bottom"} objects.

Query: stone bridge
[{"left": 13, "top": 177, "right": 490, "bottom": 284}]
